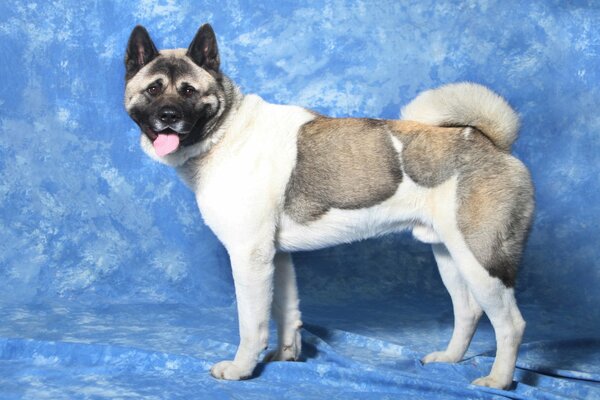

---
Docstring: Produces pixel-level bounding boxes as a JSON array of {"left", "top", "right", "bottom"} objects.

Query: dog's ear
[
  {"left": 187, "top": 23, "right": 220, "bottom": 74},
  {"left": 125, "top": 25, "right": 159, "bottom": 80}
]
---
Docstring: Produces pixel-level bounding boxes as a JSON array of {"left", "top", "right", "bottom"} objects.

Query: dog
[{"left": 124, "top": 23, "right": 534, "bottom": 390}]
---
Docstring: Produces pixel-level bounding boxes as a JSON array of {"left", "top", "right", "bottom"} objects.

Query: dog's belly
[
  {"left": 276, "top": 209, "right": 411, "bottom": 252},
  {"left": 276, "top": 175, "right": 432, "bottom": 252}
]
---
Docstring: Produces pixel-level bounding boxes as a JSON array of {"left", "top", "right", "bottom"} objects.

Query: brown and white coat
[{"left": 124, "top": 24, "right": 534, "bottom": 390}]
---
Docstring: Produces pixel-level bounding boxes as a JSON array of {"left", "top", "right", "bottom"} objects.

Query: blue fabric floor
[{"left": 0, "top": 298, "right": 597, "bottom": 399}]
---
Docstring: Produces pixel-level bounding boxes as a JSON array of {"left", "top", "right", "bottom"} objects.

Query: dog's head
[{"left": 124, "top": 24, "right": 233, "bottom": 165}]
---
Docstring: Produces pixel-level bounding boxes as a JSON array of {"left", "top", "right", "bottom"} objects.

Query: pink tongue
[{"left": 153, "top": 134, "right": 180, "bottom": 157}]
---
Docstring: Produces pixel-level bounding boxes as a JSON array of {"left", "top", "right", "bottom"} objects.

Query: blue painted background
[{"left": 0, "top": 1, "right": 599, "bottom": 399}]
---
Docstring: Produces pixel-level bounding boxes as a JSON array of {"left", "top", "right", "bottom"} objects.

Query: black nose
[{"left": 159, "top": 107, "right": 181, "bottom": 124}]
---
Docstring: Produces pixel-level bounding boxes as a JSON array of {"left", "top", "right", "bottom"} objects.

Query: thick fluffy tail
[{"left": 401, "top": 82, "right": 519, "bottom": 152}]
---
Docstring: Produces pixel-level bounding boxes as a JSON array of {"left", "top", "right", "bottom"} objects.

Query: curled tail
[{"left": 401, "top": 82, "right": 519, "bottom": 152}]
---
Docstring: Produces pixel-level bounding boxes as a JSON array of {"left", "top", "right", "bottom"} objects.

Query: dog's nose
[{"left": 159, "top": 107, "right": 181, "bottom": 124}]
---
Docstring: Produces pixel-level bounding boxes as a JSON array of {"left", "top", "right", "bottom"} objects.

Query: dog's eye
[
  {"left": 147, "top": 85, "right": 160, "bottom": 96},
  {"left": 183, "top": 86, "right": 196, "bottom": 97}
]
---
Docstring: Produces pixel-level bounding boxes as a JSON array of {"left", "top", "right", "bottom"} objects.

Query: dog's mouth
[{"left": 145, "top": 127, "right": 190, "bottom": 157}]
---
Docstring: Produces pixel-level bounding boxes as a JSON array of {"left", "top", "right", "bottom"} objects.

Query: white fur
[
  {"left": 401, "top": 82, "right": 519, "bottom": 152},
  {"left": 412, "top": 224, "right": 441, "bottom": 244}
]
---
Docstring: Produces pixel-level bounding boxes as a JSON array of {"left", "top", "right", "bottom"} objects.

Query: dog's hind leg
[
  {"left": 430, "top": 171, "right": 532, "bottom": 389},
  {"left": 422, "top": 243, "right": 482, "bottom": 364},
  {"left": 439, "top": 232, "right": 526, "bottom": 390},
  {"left": 263, "top": 252, "right": 303, "bottom": 362},
  {"left": 470, "top": 285, "right": 525, "bottom": 390}
]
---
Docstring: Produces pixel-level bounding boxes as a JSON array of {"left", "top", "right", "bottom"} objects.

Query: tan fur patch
[
  {"left": 456, "top": 157, "right": 534, "bottom": 287},
  {"left": 387, "top": 120, "right": 465, "bottom": 187},
  {"left": 284, "top": 117, "right": 403, "bottom": 222}
]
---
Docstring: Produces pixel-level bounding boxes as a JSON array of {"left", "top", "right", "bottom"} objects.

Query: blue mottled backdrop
[{"left": 0, "top": 1, "right": 599, "bottom": 399}]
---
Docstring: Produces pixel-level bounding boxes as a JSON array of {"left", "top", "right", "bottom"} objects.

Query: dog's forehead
[
  {"left": 148, "top": 53, "right": 194, "bottom": 79},
  {"left": 130, "top": 48, "right": 215, "bottom": 90}
]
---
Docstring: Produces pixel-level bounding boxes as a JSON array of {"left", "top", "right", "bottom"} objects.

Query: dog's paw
[
  {"left": 263, "top": 330, "right": 301, "bottom": 362},
  {"left": 421, "top": 351, "right": 460, "bottom": 364},
  {"left": 472, "top": 375, "right": 511, "bottom": 390},
  {"left": 210, "top": 360, "right": 253, "bottom": 380}
]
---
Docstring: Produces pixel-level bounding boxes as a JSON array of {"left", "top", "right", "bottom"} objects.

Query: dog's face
[{"left": 124, "top": 24, "right": 227, "bottom": 159}]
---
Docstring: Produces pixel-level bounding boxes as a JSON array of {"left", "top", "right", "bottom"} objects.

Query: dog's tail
[{"left": 400, "top": 82, "right": 519, "bottom": 152}]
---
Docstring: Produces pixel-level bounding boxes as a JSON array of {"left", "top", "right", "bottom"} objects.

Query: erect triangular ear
[
  {"left": 186, "top": 23, "right": 220, "bottom": 74},
  {"left": 125, "top": 25, "right": 159, "bottom": 80}
]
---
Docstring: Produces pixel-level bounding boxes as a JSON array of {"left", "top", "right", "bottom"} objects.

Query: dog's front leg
[
  {"left": 263, "top": 252, "right": 302, "bottom": 362},
  {"left": 210, "top": 246, "right": 275, "bottom": 380}
]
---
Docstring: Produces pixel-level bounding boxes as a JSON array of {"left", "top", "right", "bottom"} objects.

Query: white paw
[
  {"left": 210, "top": 360, "right": 253, "bottom": 380},
  {"left": 472, "top": 375, "right": 511, "bottom": 390},
  {"left": 421, "top": 351, "right": 460, "bottom": 364}
]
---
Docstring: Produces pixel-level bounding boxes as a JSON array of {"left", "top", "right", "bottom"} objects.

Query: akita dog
[{"left": 124, "top": 23, "right": 534, "bottom": 390}]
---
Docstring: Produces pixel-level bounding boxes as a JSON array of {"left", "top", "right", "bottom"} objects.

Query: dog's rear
[{"left": 402, "top": 83, "right": 534, "bottom": 389}]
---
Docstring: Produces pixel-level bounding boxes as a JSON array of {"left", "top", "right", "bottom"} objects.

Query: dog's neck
[
  {"left": 175, "top": 78, "right": 266, "bottom": 190},
  {"left": 185, "top": 75, "right": 245, "bottom": 161}
]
